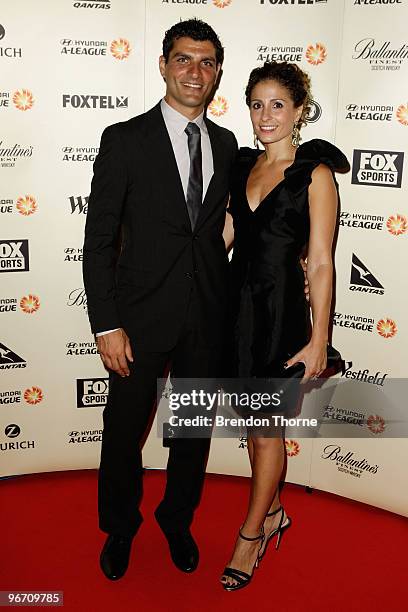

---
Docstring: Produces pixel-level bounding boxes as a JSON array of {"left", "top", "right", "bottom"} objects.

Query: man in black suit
[{"left": 83, "top": 19, "right": 237, "bottom": 580}]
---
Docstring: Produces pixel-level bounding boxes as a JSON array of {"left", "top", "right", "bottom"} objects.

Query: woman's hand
[
  {"left": 285, "top": 340, "right": 327, "bottom": 383},
  {"left": 223, "top": 202, "right": 234, "bottom": 251}
]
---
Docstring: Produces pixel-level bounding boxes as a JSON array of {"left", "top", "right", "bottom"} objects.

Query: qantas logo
[{"left": 349, "top": 254, "right": 384, "bottom": 295}]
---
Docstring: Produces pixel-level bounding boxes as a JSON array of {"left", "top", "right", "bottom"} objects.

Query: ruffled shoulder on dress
[
  {"left": 294, "top": 139, "right": 350, "bottom": 173},
  {"left": 285, "top": 139, "right": 349, "bottom": 196}
]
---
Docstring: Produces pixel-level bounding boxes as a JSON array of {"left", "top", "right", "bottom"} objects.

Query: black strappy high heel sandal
[
  {"left": 221, "top": 527, "right": 265, "bottom": 592},
  {"left": 258, "top": 506, "right": 292, "bottom": 562}
]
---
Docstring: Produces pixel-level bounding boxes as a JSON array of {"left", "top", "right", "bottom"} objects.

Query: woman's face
[{"left": 249, "top": 79, "right": 303, "bottom": 146}]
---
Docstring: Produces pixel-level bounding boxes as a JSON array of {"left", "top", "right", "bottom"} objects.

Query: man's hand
[
  {"left": 97, "top": 328, "right": 133, "bottom": 377},
  {"left": 300, "top": 257, "right": 310, "bottom": 302}
]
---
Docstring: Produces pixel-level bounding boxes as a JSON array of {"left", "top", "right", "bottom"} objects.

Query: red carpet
[{"left": 1, "top": 469, "right": 406, "bottom": 611}]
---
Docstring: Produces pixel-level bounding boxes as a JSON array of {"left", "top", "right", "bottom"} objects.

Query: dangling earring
[
  {"left": 254, "top": 134, "right": 259, "bottom": 149},
  {"left": 291, "top": 122, "right": 300, "bottom": 148}
]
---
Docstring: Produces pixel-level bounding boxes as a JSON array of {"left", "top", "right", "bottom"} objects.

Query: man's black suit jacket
[{"left": 83, "top": 102, "right": 238, "bottom": 351}]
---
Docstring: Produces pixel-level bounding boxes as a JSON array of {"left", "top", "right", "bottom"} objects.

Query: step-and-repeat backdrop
[{"left": 1, "top": 0, "right": 407, "bottom": 517}]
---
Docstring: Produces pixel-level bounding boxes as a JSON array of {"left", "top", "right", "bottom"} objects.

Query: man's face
[{"left": 159, "top": 36, "right": 220, "bottom": 117}]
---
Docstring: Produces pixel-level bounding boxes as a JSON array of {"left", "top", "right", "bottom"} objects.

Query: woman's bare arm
[{"left": 285, "top": 163, "right": 338, "bottom": 381}]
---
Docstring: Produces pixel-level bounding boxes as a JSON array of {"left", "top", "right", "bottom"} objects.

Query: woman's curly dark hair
[{"left": 245, "top": 61, "right": 312, "bottom": 128}]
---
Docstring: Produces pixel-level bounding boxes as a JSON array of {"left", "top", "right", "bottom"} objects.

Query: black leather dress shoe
[
  {"left": 100, "top": 534, "right": 133, "bottom": 580},
  {"left": 164, "top": 530, "right": 199, "bottom": 573}
]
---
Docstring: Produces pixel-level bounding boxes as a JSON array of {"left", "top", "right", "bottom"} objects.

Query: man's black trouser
[{"left": 98, "top": 291, "right": 221, "bottom": 537}]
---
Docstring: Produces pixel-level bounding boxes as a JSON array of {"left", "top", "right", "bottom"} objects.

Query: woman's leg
[
  {"left": 247, "top": 436, "right": 254, "bottom": 467},
  {"left": 221, "top": 434, "right": 285, "bottom": 587}
]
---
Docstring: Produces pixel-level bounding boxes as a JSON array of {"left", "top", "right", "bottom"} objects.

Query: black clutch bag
[
  {"left": 255, "top": 344, "right": 344, "bottom": 417},
  {"left": 280, "top": 343, "right": 344, "bottom": 379},
  {"left": 325, "top": 344, "right": 344, "bottom": 376}
]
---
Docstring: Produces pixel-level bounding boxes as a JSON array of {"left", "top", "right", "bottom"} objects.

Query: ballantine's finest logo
[
  {"left": 305, "top": 42, "right": 327, "bottom": 65},
  {"left": 352, "top": 38, "right": 408, "bottom": 70},
  {"left": 16, "top": 195, "right": 37, "bottom": 216},
  {"left": 285, "top": 439, "right": 300, "bottom": 456},
  {"left": 349, "top": 253, "right": 384, "bottom": 295},
  {"left": 110, "top": 38, "right": 131, "bottom": 60},
  {"left": 345, "top": 103, "right": 393, "bottom": 122},
  {"left": 367, "top": 415, "right": 385, "bottom": 435},
  {"left": 342, "top": 362, "right": 388, "bottom": 386},
  {"left": 208, "top": 95, "right": 228, "bottom": 117},
  {"left": 20, "top": 294, "right": 40, "bottom": 314},
  {"left": 62, "top": 94, "right": 128, "bottom": 109},
  {"left": 24, "top": 386, "right": 43, "bottom": 405},
  {"left": 376, "top": 317, "right": 397, "bottom": 338},
  {"left": 67, "top": 288, "right": 87, "bottom": 311},
  {"left": 386, "top": 214, "right": 407, "bottom": 235},
  {"left": 13, "top": 89, "right": 34, "bottom": 111},
  {"left": 0, "top": 141, "right": 33, "bottom": 168},
  {"left": 321, "top": 444, "right": 379, "bottom": 477},
  {"left": 351, "top": 149, "right": 404, "bottom": 188},
  {"left": 396, "top": 104, "right": 408, "bottom": 126}
]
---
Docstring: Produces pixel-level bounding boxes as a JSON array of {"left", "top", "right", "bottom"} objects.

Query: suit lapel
[
  {"left": 143, "top": 105, "right": 228, "bottom": 233},
  {"left": 196, "top": 118, "right": 226, "bottom": 230},
  {"left": 145, "top": 103, "right": 191, "bottom": 231}
]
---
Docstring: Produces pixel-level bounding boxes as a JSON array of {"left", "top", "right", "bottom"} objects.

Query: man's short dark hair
[{"left": 162, "top": 18, "right": 224, "bottom": 66}]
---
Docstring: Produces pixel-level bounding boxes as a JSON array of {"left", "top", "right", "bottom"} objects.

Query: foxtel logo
[{"left": 62, "top": 94, "right": 128, "bottom": 109}]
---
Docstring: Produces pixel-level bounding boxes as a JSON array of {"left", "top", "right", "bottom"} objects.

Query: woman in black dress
[{"left": 220, "top": 62, "right": 348, "bottom": 591}]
